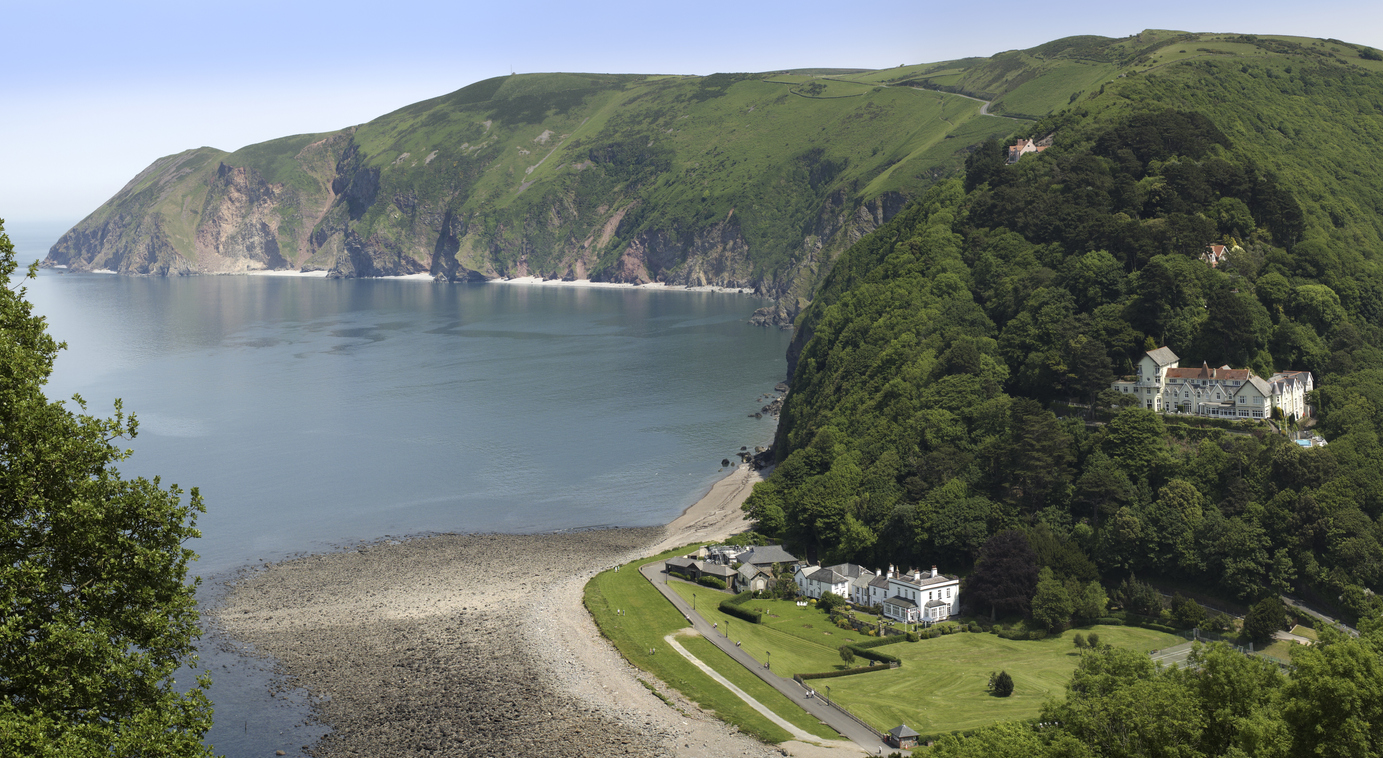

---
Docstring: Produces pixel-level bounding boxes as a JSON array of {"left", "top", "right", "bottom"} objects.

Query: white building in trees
[{"left": 1111, "top": 347, "right": 1313, "bottom": 420}]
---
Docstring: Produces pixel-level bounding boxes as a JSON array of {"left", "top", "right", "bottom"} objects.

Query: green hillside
[
  {"left": 747, "top": 30, "right": 1383, "bottom": 617},
  {"left": 46, "top": 69, "right": 1026, "bottom": 302}
]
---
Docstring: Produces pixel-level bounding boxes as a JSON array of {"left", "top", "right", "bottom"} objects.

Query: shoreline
[
  {"left": 51, "top": 264, "right": 761, "bottom": 296},
  {"left": 210, "top": 463, "right": 838, "bottom": 758}
]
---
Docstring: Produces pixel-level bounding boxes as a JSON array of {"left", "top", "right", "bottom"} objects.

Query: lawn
[
  {"left": 1290, "top": 625, "right": 1318, "bottom": 640},
  {"left": 825, "top": 625, "right": 1182, "bottom": 736},
  {"left": 667, "top": 583, "right": 857, "bottom": 675},
  {"left": 584, "top": 550, "right": 837, "bottom": 743}
]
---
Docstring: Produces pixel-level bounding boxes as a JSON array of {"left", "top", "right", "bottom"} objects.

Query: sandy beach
[{"left": 212, "top": 464, "right": 852, "bottom": 758}]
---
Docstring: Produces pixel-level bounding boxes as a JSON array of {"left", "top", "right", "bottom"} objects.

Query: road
[
  {"left": 640, "top": 561, "right": 893, "bottom": 755},
  {"left": 1281, "top": 595, "right": 1359, "bottom": 638}
]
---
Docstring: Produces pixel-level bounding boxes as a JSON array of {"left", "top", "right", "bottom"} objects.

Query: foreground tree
[{"left": 0, "top": 222, "right": 213, "bottom": 754}]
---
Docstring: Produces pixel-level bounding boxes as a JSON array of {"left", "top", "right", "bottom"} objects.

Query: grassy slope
[{"left": 584, "top": 549, "right": 836, "bottom": 743}]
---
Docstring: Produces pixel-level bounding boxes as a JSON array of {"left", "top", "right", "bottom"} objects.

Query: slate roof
[
  {"left": 885, "top": 596, "right": 918, "bottom": 610},
  {"left": 700, "top": 564, "right": 737, "bottom": 579},
  {"left": 1146, "top": 346, "right": 1180, "bottom": 367},
  {"left": 805, "top": 567, "right": 846, "bottom": 584},
  {"left": 736, "top": 545, "right": 798, "bottom": 566},
  {"left": 666, "top": 557, "right": 697, "bottom": 571},
  {"left": 824, "top": 563, "right": 873, "bottom": 580},
  {"left": 889, "top": 725, "right": 920, "bottom": 739},
  {"left": 924, "top": 599, "right": 948, "bottom": 608},
  {"left": 868, "top": 575, "right": 890, "bottom": 589},
  {"left": 891, "top": 572, "right": 957, "bottom": 589},
  {"left": 1243, "top": 376, "right": 1272, "bottom": 396}
]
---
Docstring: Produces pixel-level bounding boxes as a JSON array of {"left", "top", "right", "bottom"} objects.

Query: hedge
[
  {"left": 852, "top": 635, "right": 906, "bottom": 650},
  {"left": 840, "top": 639, "right": 903, "bottom": 665},
  {"left": 696, "top": 576, "right": 727, "bottom": 590},
  {"left": 798, "top": 663, "right": 892, "bottom": 680},
  {"left": 718, "top": 591, "right": 761, "bottom": 624}
]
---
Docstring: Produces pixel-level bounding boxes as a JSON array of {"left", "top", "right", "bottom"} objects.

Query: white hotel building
[{"left": 1111, "top": 347, "right": 1313, "bottom": 421}]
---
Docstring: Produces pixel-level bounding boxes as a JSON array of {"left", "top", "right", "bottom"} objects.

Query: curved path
[
  {"left": 663, "top": 632, "right": 817, "bottom": 741},
  {"left": 641, "top": 561, "right": 892, "bottom": 754}
]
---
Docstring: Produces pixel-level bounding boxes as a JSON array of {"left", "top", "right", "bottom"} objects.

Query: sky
[{"left": 2, "top": 0, "right": 1380, "bottom": 228}]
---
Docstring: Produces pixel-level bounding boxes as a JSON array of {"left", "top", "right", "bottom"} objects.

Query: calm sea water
[{"left": 9, "top": 221, "right": 792, "bottom": 755}]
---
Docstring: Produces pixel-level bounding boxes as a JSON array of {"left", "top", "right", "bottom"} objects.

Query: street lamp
[
  {"left": 693, "top": 593, "right": 696, "bottom": 610},
  {"left": 767, "top": 650, "right": 772, "bottom": 670},
  {"left": 725, "top": 618, "right": 730, "bottom": 637},
  {"left": 825, "top": 684, "right": 831, "bottom": 705}
]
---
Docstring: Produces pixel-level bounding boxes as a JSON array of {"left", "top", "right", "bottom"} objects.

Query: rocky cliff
[{"left": 48, "top": 70, "right": 1024, "bottom": 304}]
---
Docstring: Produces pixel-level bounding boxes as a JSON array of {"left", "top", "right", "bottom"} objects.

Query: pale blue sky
[{"left": 3, "top": 0, "right": 1380, "bottom": 225}]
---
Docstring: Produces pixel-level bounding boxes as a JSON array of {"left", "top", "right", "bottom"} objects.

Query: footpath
[{"left": 640, "top": 561, "right": 892, "bottom": 755}]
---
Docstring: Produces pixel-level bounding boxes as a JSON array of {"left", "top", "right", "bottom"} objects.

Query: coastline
[{"left": 211, "top": 463, "right": 827, "bottom": 758}]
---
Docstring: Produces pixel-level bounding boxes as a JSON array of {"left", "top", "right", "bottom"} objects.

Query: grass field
[
  {"left": 1290, "top": 625, "right": 1318, "bottom": 640},
  {"left": 827, "top": 625, "right": 1183, "bottom": 735},
  {"left": 663, "top": 587, "right": 1185, "bottom": 737},
  {"left": 584, "top": 550, "right": 837, "bottom": 743}
]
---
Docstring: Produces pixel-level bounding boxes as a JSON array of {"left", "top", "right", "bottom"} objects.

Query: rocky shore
[{"left": 212, "top": 465, "right": 820, "bottom": 758}]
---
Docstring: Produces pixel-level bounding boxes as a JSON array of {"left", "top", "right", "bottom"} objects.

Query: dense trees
[
  {"left": 744, "top": 103, "right": 1383, "bottom": 626},
  {"left": 0, "top": 223, "right": 213, "bottom": 753}
]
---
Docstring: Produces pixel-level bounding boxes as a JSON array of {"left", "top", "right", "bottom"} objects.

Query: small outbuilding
[{"left": 887, "top": 724, "right": 919, "bottom": 749}]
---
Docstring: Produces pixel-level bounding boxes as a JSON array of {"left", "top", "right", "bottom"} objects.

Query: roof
[
  {"left": 1242, "top": 376, "right": 1272, "bottom": 396},
  {"left": 889, "top": 725, "right": 920, "bottom": 739},
  {"left": 666, "top": 557, "right": 697, "bottom": 569},
  {"left": 1145, "top": 346, "right": 1179, "bottom": 367},
  {"left": 890, "top": 572, "right": 958, "bottom": 589},
  {"left": 1166, "top": 365, "right": 1252, "bottom": 382},
  {"left": 925, "top": 599, "right": 948, "bottom": 608},
  {"left": 868, "top": 575, "right": 890, "bottom": 589},
  {"left": 700, "top": 564, "right": 736, "bottom": 578},
  {"left": 736, "top": 545, "right": 798, "bottom": 566},
  {"left": 885, "top": 596, "right": 918, "bottom": 610},
  {"left": 804, "top": 567, "right": 846, "bottom": 584},
  {"left": 824, "top": 563, "right": 873, "bottom": 580}
]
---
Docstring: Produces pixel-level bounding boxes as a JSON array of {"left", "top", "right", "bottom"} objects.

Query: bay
[{"left": 13, "top": 224, "right": 792, "bottom": 754}]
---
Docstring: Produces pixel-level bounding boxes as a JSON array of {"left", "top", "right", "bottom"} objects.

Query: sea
[{"left": 6, "top": 220, "right": 793, "bottom": 756}]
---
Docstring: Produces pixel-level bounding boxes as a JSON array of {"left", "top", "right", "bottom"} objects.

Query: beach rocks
[{"left": 214, "top": 529, "right": 778, "bottom": 758}]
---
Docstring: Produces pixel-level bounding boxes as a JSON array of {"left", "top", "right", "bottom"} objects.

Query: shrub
[
  {"left": 1171, "top": 594, "right": 1206, "bottom": 629},
  {"left": 696, "top": 576, "right": 726, "bottom": 589},
  {"left": 989, "top": 670, "right": 1014, "bottom": 697},
  {"left": 1087, "top": 632, "right": 1101, "bottom": 649},
  {"left": 817, "top": 592, "right": 846, "bottom": 614},
  {"left": 1073, "top": 632, "right": 1087, "bottom": 649},
  {"left": 905, "top": 631, "right": 919, "bottom": 642},
  {"left": 1093, "top": 616, "right": 1124, "bottom": 626}
]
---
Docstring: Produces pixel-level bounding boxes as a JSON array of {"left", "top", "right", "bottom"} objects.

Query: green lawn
[
  {"left": 667, "top": 584, "right": 855, "bottom": 674},
  {"left": 825, "top": 625, "right": 1182, "bottom": 736},
  {"left": 584, "top": 550, "right": 836, "bottom": 743},
  {"left": 1290, "top": 625, "right": 1319, "bottom": 641}
]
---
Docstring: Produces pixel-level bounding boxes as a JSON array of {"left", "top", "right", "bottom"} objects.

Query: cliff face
[{"left": 47, "top": 71, "right": 1020, "bottom": 298}]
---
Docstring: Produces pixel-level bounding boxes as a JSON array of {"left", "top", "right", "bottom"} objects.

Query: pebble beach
[{"left": 212, "top": 464, "right": 822, "bottom": 758}]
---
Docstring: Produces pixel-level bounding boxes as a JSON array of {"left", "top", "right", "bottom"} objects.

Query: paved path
[
  {"left": 641, "top": 561, "right": 892, "bottom": 755},
  {"left": 1150, "top": 640, "right": 1197, "bottom": 668},
  {"left": 1281, "top": 595, "right": 1359, "bottom": 638},
  {"left": 662, "top": 632, "right": 817, "bottom": 741}
]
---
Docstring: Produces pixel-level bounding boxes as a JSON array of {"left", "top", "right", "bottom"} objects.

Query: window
[{"left": 1239, "top": 396, "right": 1245, "bottom": 404}]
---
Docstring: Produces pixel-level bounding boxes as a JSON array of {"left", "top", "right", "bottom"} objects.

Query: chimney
[
  {"left": 887, "top": 565, "right": 894, "bottom": 579},
  {"left": 932, "top": 565, "right": 939, "bottom": 578},
  {"left": 913, "top": 569, "right": 921, "bottom": 582}
]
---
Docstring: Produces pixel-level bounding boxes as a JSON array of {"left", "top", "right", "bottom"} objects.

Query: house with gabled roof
[
  {"left": 823, "top": 563, "right": 877, "bottom": 606},
  {"left": 794, "top": 565, "right": 850, "bottom": 600}
]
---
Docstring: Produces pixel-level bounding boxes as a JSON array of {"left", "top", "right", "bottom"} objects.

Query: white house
[
  {"left": 793, "top": 565, "right": 850, "bottom": 600},
  {"left": 880, "top": 566, "right": 961, "bottom": 624},
  {"left": 822, "top": 563, "right": 877, "bottom": 606},
  {"left": 1112, "top": 348, "right": 1312, "bottom": 420}
]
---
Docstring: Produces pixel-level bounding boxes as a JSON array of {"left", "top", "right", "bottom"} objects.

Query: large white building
[
  {"left": 879, "top": 566, "right": 960, "bottom": 624},
  {"left": 1111, "top": 347, "right": 1313, "bottom": 421}
]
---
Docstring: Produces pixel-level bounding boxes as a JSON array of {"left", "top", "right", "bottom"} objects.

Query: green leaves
[{"left": 0, "top": 222, "right": 213, "bottom": 755}]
